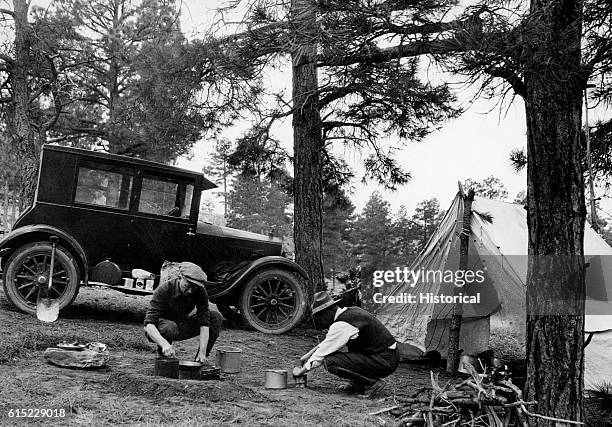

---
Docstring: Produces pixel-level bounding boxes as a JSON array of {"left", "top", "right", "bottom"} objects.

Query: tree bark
[
  {"left": 107, "top": 0, "right": 123, "bottom": 153},
  {"left": 3, "top": 183, "right": 8, "bottom": 233},
  {"left": 290, "top": 0, "right": 324, "bottom": 298},
  {"left": 523, "top": 1, "right": 586, "bottom": 424},
  {"left": 10, "top": 0, "right": 41, "bottom": 207},
  {"left": 446, "top": 189, "right": 474, "bottom": 374}
]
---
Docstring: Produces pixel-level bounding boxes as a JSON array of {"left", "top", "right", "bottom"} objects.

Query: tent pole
[{"left": 446, "top": 189, "right": 475, "bottom": 373}]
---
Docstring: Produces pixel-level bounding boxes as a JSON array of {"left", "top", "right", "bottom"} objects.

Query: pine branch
[
  {"left": 0, "top": 8, "right": 14, "bottom": 17},
  {"left": 318, "top": 37, "right": 461, "bottom": 67}
]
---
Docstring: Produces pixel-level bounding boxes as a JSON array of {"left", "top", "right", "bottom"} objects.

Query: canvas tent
[{"left": 377, "top": 193, "right": 612, "bottom": 391}]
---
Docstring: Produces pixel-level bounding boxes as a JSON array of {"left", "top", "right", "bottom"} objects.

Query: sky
[
  {"left": 27, "top": 0, "right": 612, "bottom": 218},
  {"left": 175, "top": 0, "right": 612, "bottom": 218}
]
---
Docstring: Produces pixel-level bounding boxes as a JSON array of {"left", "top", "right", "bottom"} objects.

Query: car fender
[
  {"left": 0, "top": 225, "right": 88, "bottom": 283},
  {"left": 213, "top": 256, "right": 309, "bottom": 298}
]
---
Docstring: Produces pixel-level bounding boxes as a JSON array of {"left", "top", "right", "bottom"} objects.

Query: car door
[
  {"left": 125, "top": 171, "right": 199, "bottom": 274},
  {"left": 68, "top": 160, "right": 138, "bottom": 270}
]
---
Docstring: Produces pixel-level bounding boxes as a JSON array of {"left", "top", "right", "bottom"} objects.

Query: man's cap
[
  {"left": 178, "top": 262, "right": 208, "bottom": 287},
  {"left": 311, "top": 291, "right": 339, "bottom": 315}
]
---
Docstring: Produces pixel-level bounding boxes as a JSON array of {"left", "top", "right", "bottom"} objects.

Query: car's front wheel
[
  {"left": 2, "top": 242, "right": 80, "bottom": 315},
  {"left": 239, "top": 269, "right": 307, "bottom": 334}
]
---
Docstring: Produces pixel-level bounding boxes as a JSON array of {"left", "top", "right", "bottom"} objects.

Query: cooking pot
[
  {"left": 216, "top": 346, "right": 242, "bottom": 373},
  {"left": 179, "top": 361, "right": 203, "bottom": 380},
  {"left": 490, "top": 357, "right": 507, "bottom": 368},
  {"left": 264, "top": 369, "right": 288, "bottom": 389},
  {"left": 154, "top": 357, "right": 179, "bottom": 378},
  {"left": 458, "top": 355, "right": 482, "bottom": 374}
]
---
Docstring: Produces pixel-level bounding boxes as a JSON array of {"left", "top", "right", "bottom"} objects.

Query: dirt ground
[
  {"left": 0, "top": 286, "right": 609, "bottom": 426},
  {"left": 0, "top": 286, "right": 443, "bottom": 426}
]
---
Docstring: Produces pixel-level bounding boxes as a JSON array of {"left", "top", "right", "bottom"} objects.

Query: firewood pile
[{"left": 371, "top": 366, "right": 583, "bottom": 426}]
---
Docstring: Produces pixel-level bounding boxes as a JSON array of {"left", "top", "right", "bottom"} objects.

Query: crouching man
[
  {"left": 144, "top": 262, "right": 223, "bottom": 363},
  {"left": 293, "top": 291, "right": 399, "bottom": 397}
]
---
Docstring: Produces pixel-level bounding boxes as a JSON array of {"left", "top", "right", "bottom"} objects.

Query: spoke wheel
[
  {"left": 239, "top": 269, "right": 307, "bottom": 334},
  {"left": 3, "top": 242, "right": 80, "bottom": 315}
]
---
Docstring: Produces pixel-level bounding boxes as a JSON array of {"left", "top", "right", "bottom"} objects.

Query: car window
[
  {"left": 74, "top": 166, "right": 133, "bottom": 209},
  {"left": 139, "top": 175, "right": 194, "bottom": 218}
]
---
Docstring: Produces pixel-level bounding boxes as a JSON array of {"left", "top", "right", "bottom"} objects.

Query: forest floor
[{"left": 0, "top": 286, "right": 609, "bottom": 426}]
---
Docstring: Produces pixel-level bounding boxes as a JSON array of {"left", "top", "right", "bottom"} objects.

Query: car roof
[{"left": 43, "top": 144, "right": 217, "bottom": 190}]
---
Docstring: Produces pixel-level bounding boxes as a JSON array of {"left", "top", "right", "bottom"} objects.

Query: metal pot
[
  {"left": 154, "top": 357, "right": 179, "bottom": 378},
  {"left": 216, "top": 346, "right": 242, "bottom": 373},
  {"left": 490, "top": 357, "right": 507, "bottom": 368},
  {"left": 458, "top": 355, "right": 481, "bottom": 374},
  {"left": 264, "top": 369, "right": 288, "bottom": 389},
  {"left": 179, "top": 361, "right": 203, "bottom": 380}
]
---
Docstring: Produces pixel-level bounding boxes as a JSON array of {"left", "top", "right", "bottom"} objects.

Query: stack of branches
[{"left": 371, "top": 368, "right": 584, "bottom": 426}]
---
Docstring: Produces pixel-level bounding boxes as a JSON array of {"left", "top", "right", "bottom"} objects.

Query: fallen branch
[{"left": 369, "top": 406, "right": 399, "bottom": 416}]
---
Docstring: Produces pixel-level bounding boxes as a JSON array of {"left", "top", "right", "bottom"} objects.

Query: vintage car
[{"left": 0, "top": 145, "right": 308, "bottom": 334}]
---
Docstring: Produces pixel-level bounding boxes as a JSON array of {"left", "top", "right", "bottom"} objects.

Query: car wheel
[
  {"left": 239, "top": 268, "right": 307, "bottom": 334},
  {"left": 2, "top": 242, "right": 80, "bottom": 315}
]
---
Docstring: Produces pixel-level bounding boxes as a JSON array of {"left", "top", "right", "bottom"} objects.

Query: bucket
[
  {"left": 264, "top": 369, "right": 288, "bottom": 389},
  {"left": 215, "top": 346, "right": 242, "bottom": 373},
  {"left": 154, "top": 357, "right": 179, "bottom": 378}
]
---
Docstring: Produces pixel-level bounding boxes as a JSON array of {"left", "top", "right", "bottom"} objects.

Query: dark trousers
[
  {"left": 324, "top": 347, "right": 399, "bottom": 386},
  {"left": 148, "top": 310, "right": 223, "bottom": 357}
]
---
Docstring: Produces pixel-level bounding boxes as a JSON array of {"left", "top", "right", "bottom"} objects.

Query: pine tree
[
  {"left": 462, "top": 176, "right": 509, "bottom": 200},
  {"left": 226, "top": 173, "right": 293, "bottom": 241},
  {"left": 322, "top": 188, "right": 356, "bottom": 282},
  {"left": 203, "top": 139, "right": 234, "bottom": 218},
  {"left": 412, "top": 198, "right": 443, "bottom": 249},
  {"left": 352, "top": 191, "right": 395, "bottom": 309}
]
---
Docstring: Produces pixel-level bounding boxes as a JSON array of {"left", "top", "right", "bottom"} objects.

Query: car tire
[
  {"left": 2, "top": 242, "right": 80, "bottom": 315},
  {"left": 239, "top": 268, "right": 307, "bottom": 334}
]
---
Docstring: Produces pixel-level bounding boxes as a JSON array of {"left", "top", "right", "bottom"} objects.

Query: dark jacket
[{"left": 144, "top": 278, "right": 210, "bottom": 328}]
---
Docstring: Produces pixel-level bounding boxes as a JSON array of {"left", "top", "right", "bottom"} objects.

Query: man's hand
[
  {"left": 195, "top": 352, "right": 210, "bottom": 365},
  {"left": 161, "top": 343, "right": 175, "bottom": 358},
  {"left": 292, "top": 366, "right": 308, "bottom": 377}
]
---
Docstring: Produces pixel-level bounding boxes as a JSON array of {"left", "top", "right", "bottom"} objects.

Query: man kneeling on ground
[
  {"left": 293, "top": 291, "right": 399, "bottom": 397},
  {"left": 144, "top": 262, "right": 223, "bottom": 363}
]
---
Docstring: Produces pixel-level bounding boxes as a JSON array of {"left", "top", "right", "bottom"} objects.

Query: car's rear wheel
[
  {"left": 2, "top": 242, "right": 80, "bottom": 315},
  {"left": 239, "top": 268, "right": 307, "bottom": 334}
]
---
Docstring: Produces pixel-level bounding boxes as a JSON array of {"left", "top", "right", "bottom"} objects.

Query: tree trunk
[
  {"left": 3, "top": 183, "right": 8, "bottom": 233},
  {"left": 107, "top": 0, "right": 122, "bottom": 153},
  {"left": 10, "top": 0, "right": 40, "bottom": 207},
  {"left": 290, "top": 0, "right": 324, "bottom": 298},
  {"left": 523, "top": 1, "right": 586, "bottom": 423},
  {"left": 447, "top": 189, "right": 474, "bottom": 374}
]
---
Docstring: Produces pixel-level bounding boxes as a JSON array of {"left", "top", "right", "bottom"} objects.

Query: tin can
[{"left": 264, "top": 370, "right": 288, "bottom": 389}]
